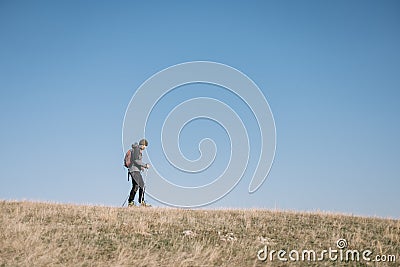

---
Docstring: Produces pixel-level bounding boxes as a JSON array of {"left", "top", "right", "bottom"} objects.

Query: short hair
[{"left": 139, "top": 139, "right": 148, "bottom": 146}]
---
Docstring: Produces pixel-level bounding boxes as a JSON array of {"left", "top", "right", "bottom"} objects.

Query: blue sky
[{"left": 0, "top": 0, "right": 399, "bottom": 218}]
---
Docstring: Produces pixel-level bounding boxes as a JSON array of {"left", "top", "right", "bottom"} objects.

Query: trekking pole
[
  {"left": 122, "top": 171, "right": 132, "bottom": 207},
  {"left": 141, "top": 168, "right": 148, "bottom": 203},
  {"left": 122, "top": 194, "right": 129, "bottom": 207}
]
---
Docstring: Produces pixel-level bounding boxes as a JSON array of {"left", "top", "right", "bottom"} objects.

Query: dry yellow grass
[{"left": 0, "top": 200, "right": 399, "bottom": 266}]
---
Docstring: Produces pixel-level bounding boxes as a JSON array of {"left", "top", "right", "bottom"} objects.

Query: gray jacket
[{"left": 128, "top": 145, "right": 146, "bottom": 172}]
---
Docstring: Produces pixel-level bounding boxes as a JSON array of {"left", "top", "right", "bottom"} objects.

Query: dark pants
[{"left": 128, "top": 172, "right": 144, "bottom": 203}]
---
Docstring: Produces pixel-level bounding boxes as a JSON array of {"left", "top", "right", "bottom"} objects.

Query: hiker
[{"left": 127, "top": 139, "right": 150, "bottom": 207}]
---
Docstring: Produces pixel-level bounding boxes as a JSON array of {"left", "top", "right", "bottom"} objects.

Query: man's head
[{"left": 139, "top": 139, "right": 148, "bottom": 150}]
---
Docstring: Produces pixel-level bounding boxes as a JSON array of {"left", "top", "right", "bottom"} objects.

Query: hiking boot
[
  {"left": 128, "top": 201, "right": 136, "bottom": 207},
  {"left": 140, "top": 201, "right": 151, "bottom": 207}
]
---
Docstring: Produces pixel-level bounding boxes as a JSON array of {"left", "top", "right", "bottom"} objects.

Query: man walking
[{"left": 128, "top": 139, "right": 150, "bottom": 207}]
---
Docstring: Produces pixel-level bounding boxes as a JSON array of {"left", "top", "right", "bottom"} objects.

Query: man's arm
[{"left": 132, "top": 147, "right": 144, "bottom": 170}]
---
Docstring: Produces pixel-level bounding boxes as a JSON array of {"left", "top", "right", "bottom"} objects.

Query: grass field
[{"left": 0, "top": 200, "right": 399, "bottom": 266}]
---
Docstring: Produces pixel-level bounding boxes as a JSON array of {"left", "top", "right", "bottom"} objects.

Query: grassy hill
[{"left": 0, "top": 201, "right": 399, "bottom": 266}]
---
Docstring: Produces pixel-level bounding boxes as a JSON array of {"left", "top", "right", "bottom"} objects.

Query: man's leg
[
  {"left": 138, "top": 187, "right": 144, "bottom": 204},
  {"left": 128, "top": 180, "right": 139, "bottom": 205}
]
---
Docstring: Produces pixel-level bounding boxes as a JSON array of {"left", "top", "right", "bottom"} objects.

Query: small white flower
[{"left": 183, "top": 230, "right": 196, "bottom": 237}]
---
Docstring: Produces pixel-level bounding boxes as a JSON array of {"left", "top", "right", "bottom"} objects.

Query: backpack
[{"left": 124, "top": 149, "right": 133, "bottom": 168}]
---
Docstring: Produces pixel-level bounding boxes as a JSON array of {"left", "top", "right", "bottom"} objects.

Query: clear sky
[{"left": 0, "top": 0, "right": 399, "bottom": 218}]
